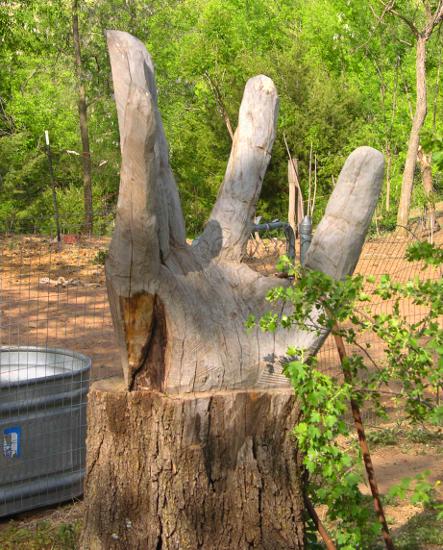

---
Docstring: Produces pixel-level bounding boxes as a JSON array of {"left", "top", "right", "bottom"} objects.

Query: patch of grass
[
  {"left": 0, "top": 518, "right": 81, "bottom": 550},
  {"left": 93, "top": 249, "right": 108, "bottom": 265},
  {"left": 394, "top": 506, "right": 443, "bottom": 549},
  {"left": 381, "top": 492, "right": 399, "bottom": 506},
  {"left": 405, "top": 427, "right": 443, "bottom": 445},
  {"left": 365, "top": 423, "right": 443, "bottom": 450},
  {"left": 366, "top": 427, "right": 398, "bottom": 448},
  {"left": 7, "top": 238, "right": 20, "bottom": 251}
]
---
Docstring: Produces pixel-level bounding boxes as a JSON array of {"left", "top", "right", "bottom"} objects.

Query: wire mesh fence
[
  {"left": 0, "top": 220, "right": 114, "bottom": 517},
  {"left": 0, "top": 214, "right": 441, "bottom": 516},
  {"left": 244, "top": 217, "right": 443, "bottom": 427},
  {"left": 316, "top": 222, "right": 442, "bottom": 379},
  {"left": 0, "top": 231, "right": 118, "bottom": 381},
  {"left": 245, "top": 224, "right": 291, "bottom": 276}
]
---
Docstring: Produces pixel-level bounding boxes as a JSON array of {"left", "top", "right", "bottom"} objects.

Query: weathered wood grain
[
  {"left": 305, "top": 146, "right": 384, "bottom": 278},
  {"left": 107, "top": 30, "right": 185, "bottom": 252},
  {"left": 197, "top": 75, "right": 279, "bottom": 261},
  {"left": 104, "top": 31, "right": 384, "bottom": 393},
  {"left": 82, "top": 30, "right": 385, "bottom": 550}
]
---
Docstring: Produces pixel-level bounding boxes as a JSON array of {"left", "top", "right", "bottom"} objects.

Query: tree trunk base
[{"left": 80, "top": 380, "right": 305, "bottom": 550}]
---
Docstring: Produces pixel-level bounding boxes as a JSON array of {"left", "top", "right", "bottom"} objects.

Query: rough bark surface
[
  {"left": 394, "top": 2, "right": 443, "bottom": 231},
  {"left": 80, "top": 381, "right": 304, "bottom": 550},
  {"left": 417, "top": 147, "right": 438, "bottom": 235}
]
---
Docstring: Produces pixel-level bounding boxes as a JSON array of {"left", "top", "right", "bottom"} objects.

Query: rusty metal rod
[
  {"left": 333, "top": 329, "right": 395, "bottom": 550},
  {"left": 304, "top": 493, "right": 337, "bottom": 550}
]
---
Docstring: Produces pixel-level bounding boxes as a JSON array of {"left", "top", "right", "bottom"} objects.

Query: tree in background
[
  {"left": 72, "top": 0, "right": 93, "bottom": 233},
  {"left": 380, "top": 0, "right": 443, "bottom": 231},
  {"left": 0, "top": 0, "right": 442, "bottom": 235}
]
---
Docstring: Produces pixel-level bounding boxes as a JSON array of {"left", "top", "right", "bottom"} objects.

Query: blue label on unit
[{"left": 3, "top": 426, "right": 21, "bottom": 459}]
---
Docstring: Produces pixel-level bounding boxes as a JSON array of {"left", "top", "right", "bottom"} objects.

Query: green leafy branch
[{"left": 250, "top": 242, "right": 443, "bottom": 548}]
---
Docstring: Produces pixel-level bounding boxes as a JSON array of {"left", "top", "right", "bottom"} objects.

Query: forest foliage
[{"left": 0, "top": 0, "right": 442, "bottom": 235}]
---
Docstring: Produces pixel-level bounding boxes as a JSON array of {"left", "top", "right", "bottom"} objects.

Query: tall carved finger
[
  {"left": 105, "top": 82, "right": 160, "bottom": 387},
  {"left": 105, "top": 31, "right": 184, "bottom": 388},
  {"left": 106, "top": 30, "right": 186, "bottom": 256},
  {"left": 305, "top": 146, "right": 384, "bottom": 279},
  {"left": 197, "top": 75, "right": 279, "bottom": 261}
]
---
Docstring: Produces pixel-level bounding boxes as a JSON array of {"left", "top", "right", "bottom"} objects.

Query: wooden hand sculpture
[{"left": 105, "top": 31, "right": 384, "bottom": 393}]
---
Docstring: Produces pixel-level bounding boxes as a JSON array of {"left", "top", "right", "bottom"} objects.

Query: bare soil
[
  {"left": 362, "top": 426, "right": 443, "bottom": 528},
  {"left": 0, "top": 235, "right": 120, "bottom": 381}
]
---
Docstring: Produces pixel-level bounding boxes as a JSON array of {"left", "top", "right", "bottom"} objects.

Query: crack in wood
[{"left": 130, "top": 296, "right": 167, "bottom": 391}]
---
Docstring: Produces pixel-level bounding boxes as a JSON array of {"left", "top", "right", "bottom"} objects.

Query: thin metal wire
[{"left": 244, "top": 220, "right": 442, "bottom": 426}]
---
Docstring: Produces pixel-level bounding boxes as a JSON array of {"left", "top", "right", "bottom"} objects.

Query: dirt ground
[
  {"left": 0, "top": 216, "right": 441, "bottom": 380},
  {"left": 0, "top": 234, "right": 119, "bottom": 381},
  {"left": 369, "top": 435, "right": 443, "bottom": 525},
  {"left": 0, "top": 214, "right": 442, "bottom": 548}
]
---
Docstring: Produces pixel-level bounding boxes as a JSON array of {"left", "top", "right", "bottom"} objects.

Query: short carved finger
[{"left": 305, "top": 146, "right": 384, "bottom": 279}]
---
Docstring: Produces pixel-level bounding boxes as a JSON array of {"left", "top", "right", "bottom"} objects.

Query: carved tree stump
[
  {"left": 81, "top": 30, "right": 384, "bottom": 550},
  {"left": 81, "top": 381, "right": 304, "bottom": 550}
]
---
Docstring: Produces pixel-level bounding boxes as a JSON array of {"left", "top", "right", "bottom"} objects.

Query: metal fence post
[
  {"left": 299, "top": 215, "right": 313, "bottom": 266},
  {"left": 44, "top": 130, "right": 62, "bottom": 251}
]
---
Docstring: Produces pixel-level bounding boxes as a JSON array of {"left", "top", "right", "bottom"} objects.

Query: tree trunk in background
[
  {"left": 417, "top": 147, "right": 438, "bottom": 237},
  {"left": 288, "top": 158, "right": 304, "bottom": 238},
  {"left": 288, "top": 158, "right": 297, "bottom": 236},
  {"left": 72, "top": 0, "right": 93, "bottom": 234},
  {"left": 80, "top": 380, "right": 305, "bottom": 550},
  {"left": 396, "top": 36, "right": 427, "bottom": 232},
  {"left": 385, "top": 142, "right": 391, "bottom": 212}
]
